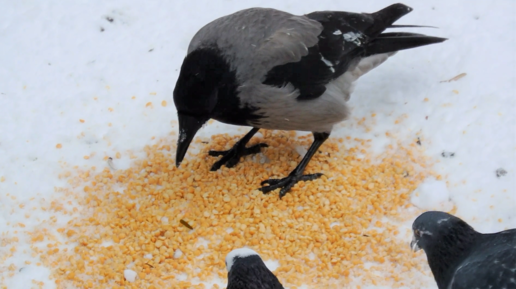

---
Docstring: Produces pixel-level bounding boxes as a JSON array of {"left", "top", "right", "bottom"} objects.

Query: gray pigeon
[
  {"left": 174, "top": 3, "right": 446, "bottom": 198},
  {"left": 225, "top": 248, "right": 284, "bottom": 289},
  {"left": 411, "top": 211, "right": 516, "bottom": 289}
]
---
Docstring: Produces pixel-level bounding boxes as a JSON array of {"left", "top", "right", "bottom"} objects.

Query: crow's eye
[
  {"left": 193, "top": 72, "right": 205, "bottom": 81},
  {"left": 414, "top": 229, "right": 421, "bottom": 237}
]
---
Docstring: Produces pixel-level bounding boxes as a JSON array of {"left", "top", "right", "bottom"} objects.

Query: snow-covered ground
[{"left": 1, "top": 0, "right": 514, "bottom": 288}]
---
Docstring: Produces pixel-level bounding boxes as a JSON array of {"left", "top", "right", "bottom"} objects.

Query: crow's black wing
[{"left": 263, "top": 3, "right": 445, "bottom": 100}]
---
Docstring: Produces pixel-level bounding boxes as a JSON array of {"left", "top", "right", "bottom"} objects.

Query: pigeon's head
[
  {"left": 410, "top": 211, "right": 475, "bottom": 252},
  {"left": 173, "top": 48, "right": 229, "bottom": 167},
  {"left": 225, "top": 248, "right": 261, "bottom": 273}
]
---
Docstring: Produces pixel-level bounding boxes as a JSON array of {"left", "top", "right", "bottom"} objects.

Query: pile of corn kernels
[{"left": 23, "top": 130, "right": 437, "bottom": 289}]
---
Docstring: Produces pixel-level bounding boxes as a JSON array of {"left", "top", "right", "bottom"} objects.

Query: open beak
[
  {"left": 175, "top": 113, "right": 207, "bottom": 167},
  {"left": 410, "top": 235, "right": 420, "bottom": 252}
]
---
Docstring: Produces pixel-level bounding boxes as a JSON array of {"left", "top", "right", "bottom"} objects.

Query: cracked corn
[{"left": 23, "top": 131, "right": 434, "bottom": 288}]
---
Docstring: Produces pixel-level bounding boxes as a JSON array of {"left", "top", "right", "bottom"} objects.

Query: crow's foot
[{"left": 258, "top": 173, "right": 323, "bottom": 198}]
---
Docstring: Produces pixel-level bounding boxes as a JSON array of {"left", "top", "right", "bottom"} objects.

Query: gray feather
[{"left": 188, "top": 8, "right": 323, "bottom": 83}]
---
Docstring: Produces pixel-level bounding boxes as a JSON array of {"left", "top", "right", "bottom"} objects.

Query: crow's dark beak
[
  {"left": 410, "top": 235, "right": 420, "bottom": 252},
  {"left": 176, "top": 113, "right": 207, "bottom": 167}
]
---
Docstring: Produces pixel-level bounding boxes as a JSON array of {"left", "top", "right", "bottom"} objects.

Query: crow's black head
[
  {"left": 173, "top": 48, "right": 228, "bottom": 117},
  {"left": 173, "top": 48, "right": 230, "bottom": 167}
]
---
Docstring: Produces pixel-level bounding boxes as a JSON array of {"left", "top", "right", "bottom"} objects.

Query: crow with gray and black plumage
[
  {"left": 225, "top": 248, "right": 284, "bottom": 289},
  {"left": 174, "top": 3, "right": 446, "bottom": 198},
  {"left": 411, "top": 211, "right": 516, "bottom": 289}
]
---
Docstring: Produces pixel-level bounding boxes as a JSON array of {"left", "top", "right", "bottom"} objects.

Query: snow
[
  {"left": 123, "top": 269, "right": 137, "bottom": 282},
  {"left": 264, "top": 259, "right": 280, "bottom": 273},
  {"left": 4, "top": 265, "right": 51, "bottom": 289},
  {"left": 0, "top": 0, "right": 515, "bottom": 288},
  {"left": 410, "top": 177, "right": 454, "bottom": 211},
  {"left": 173, "top": 249, "right": 183, "bottom": 259}
]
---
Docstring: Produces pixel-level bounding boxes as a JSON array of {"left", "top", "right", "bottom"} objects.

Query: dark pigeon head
[
  {"left": 225, "top": 248, "right": 284, "bottom": 289},
  {"left": 225, "top": 248, "right": 263, "bottom": 273},
  {"left": 411, "top": 211, "right": 476, "bottom": 252},
  {"left": 411, "top": 211, "right": 481, "bottom": 288}
]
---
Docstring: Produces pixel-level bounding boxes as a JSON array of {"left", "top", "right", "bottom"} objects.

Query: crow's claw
[
  {"left": 259, "top": 173, "right": 323, "bottom": 198},
  {"left": 209, "top": 143, "right": 268, "bottom": 171}
]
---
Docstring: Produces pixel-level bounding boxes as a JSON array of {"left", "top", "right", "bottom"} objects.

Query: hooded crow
[
  {"left": 411, "top": 211, "right": 516, "bottom": 289},
  {"left": 225, "top": 248, "right": 284, "bottom": 289},
  {"left": 174, "top": 3, "right": 446, "bottom": 198}
]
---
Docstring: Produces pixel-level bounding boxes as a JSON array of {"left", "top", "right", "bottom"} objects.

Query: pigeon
[
  {"left": 225, "top": 248, "right": 284, "bottom": 289},
  {"left": 411, "top": 211, "right": 516, "bottom": 289},
  {"left": 173, "top": 3, "right": 446, "bottom": 198}
]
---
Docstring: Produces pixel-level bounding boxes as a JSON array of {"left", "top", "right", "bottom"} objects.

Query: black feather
[
  {"left": 262, "top": 45, "right": 333, "bottom": 100},
  {"left": 364, "top": 34, "right": 446, "bottom": 56},
  {"left": 227, "top": 255, "right": 284, "bottom": 289},
  {"left": 262, "top": 3, "right": 446, "bottom": 101},
  {"left": 388, "top": 24, "right": 438, "bottom": 28},
  {"left": 174, "top": 47, "right": 262, "bottom": 125},
  {"left": 413, "top": 211, "right": 516, "bottom": 289}
]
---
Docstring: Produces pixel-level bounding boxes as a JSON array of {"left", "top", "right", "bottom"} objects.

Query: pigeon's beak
[
  {"left": 176, "top": 113, "right": 207, "bottom": 167},
  {"left": 410, "top": 235, "right": 421, "bottom": 252}
]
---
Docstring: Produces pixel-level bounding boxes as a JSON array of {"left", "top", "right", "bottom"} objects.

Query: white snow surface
[
  {"left": 410, "top": 177, "right": 454, "bottom": 212},
  {"left": 1, "top": 0, "right": 515, "bottom": 288},
  {"left": 123, "top": 269, "right": 137, "bottom": 282}
]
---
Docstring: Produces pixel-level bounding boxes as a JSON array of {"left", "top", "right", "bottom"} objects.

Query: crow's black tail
[
  {"left": 363, "top": 3, "right": 447, "bottom": 56},
  {"left": 364, "top": 32, "right": 447, "bottom": 56}
]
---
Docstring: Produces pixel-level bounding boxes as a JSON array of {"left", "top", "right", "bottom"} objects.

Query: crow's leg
[
  {"left": 259, "top": 132, "right": 329, "bottom": 198},
  {"left": 209, "top": 127, "right": 267, "bottom": 171}
]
